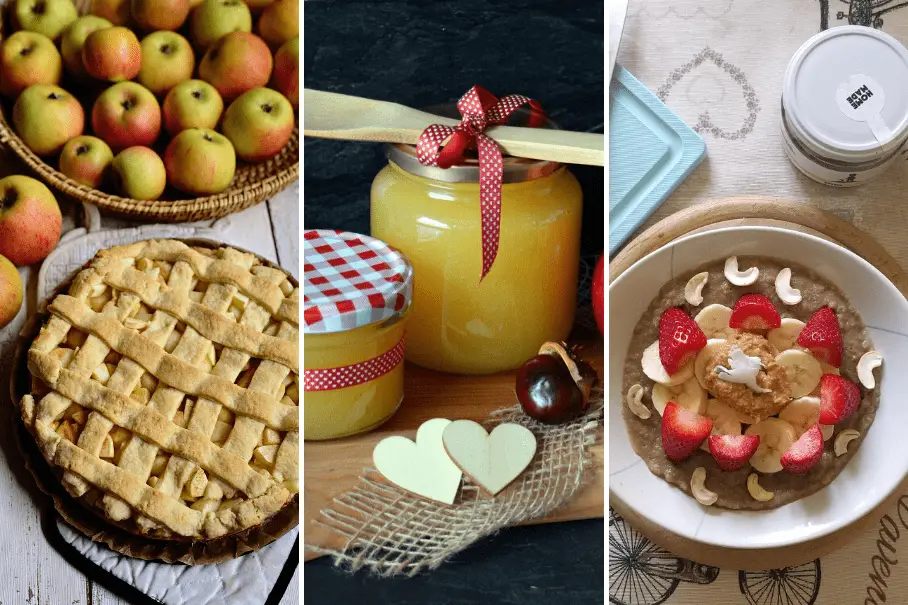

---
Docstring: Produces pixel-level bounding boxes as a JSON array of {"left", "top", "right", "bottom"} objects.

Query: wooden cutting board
[{"left": 304, "top": 328, "right": 604, "bottom": 562}]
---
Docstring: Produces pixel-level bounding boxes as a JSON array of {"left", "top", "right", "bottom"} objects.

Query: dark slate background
[{"left": 304, "top": 1, "right": 604, "bottom": 603}]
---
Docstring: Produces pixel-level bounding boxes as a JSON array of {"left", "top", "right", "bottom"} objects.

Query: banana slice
[
  {"left": 746, "top": 418, "right": 799, "bottom": 474},
  {"left": 641, "top": 341, "right": 693, "bottom": 386},
  {"left": 694, "top": 338, "right": 728, "bottom": 389},
  {"left": 652, "top": 378, "right": 707, "bottom": 416},
  {"left": 778, "top": 396, "right": 820, "bottom": 436},
  {"left": 767, "top": 318, "right": 806, "bottom": 352},
  {"left": 699, "top": 399, "right": 743, "bottom": 452},
  {"left": 775, "top": 349, "right": 822, "bottom": 398},
  {"left": 695, "top": 304, "right": 736, "bottom": 339}
]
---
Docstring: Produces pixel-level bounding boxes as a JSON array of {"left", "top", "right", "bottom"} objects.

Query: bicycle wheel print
[
  {"left": 738, "top": 559, "right": 822, "bottom": 605},
  {"left": 609, "top": 513, "right": 682, "bottom": 605}
]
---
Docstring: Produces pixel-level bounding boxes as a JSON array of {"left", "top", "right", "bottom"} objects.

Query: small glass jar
[
  {"left": 370, "top": 142, "right": 583, "bottom": 375},
  {"left": 303, "top": 230, "right": 413, "bottom": 440},
  {"left": 781, "top": 26, "right": 908, "bottom": 186}
]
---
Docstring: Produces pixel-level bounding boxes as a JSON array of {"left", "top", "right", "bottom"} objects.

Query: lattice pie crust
[{"left": 20, "top": 240, "right": 299, "bottom": 541}]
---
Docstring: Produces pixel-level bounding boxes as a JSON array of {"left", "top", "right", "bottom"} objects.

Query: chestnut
[{"left": 516, "top": 342, "right": 598, "bottom": 424}]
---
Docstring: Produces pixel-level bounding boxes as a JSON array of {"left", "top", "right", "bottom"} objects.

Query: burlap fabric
[{"left": 307, "top": 392, "right": 602, "bottom": 577}]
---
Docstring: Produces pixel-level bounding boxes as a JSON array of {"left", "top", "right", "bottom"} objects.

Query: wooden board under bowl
[{"left": 304, "top": 328, "right": 604, "bottom": 562}]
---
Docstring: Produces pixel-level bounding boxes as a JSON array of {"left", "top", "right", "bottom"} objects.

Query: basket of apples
[{"left": 0, "top": 0, "right": 298, "bottom": 221}]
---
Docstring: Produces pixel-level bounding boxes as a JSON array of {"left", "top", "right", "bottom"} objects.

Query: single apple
[
  {"left": 59, "top": 135, "right": 114, "bottom": 189},
  {"left": 15, "top": 0, "right": 78, "bottom": 42},
  {"left": 199, "top": 32, "right": 272, "bottom": 101},
  {"left": 271, "top": 37, "right": 298, "bottom": 109},
  {"left": 91, "top": 81, "right": 161, "bottom": 151},
  {"left": 131, "top": 0, "right": 190, "bottom": 31},
  {"left": 0, "top": 175, "right": 62, "bottom": 266},
  {"left": 592, "top": 253, "right": 604, "bottom": 336},
  {"left": 90, "top": 0, "right": 129, "bottom": 25},
  {"left": 82, "top": 26, "right": 141, "bottom": 82},
  {"left": 0, "top": 31, "right": 62, "bottom": 98},
  {"left": 164, "top": 128, "right": 235, "bottom": 195},
  {"left": 0, "top": 254, "right": 23, "bottom": 329},
  {"left": 60, "top": 15, "right": 112, "bottom": 78},
  {"left": 13, "top": 84, "right": 84, "bottom": 156},
  {"left": 111, "top": 146, "right": 166, "bottom": 200},
  {"left": 189, "top": 0, "right": 252, "bottom": 50},
  {"left": 222, "top": 87, "right": 293, "bottom": 162},
  {"left": 162, "top": 79, "right": 223, "bottom": 136},
  {"left": 137, "top": 31, "right": 194, "bottom": 97},
  {"left": 257, "top": 0, "right": 297, "bottom": 49}
]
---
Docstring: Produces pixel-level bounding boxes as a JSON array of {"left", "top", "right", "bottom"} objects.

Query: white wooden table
[{"left": 0, "top": 180, "right": 299, "bottom": 605}]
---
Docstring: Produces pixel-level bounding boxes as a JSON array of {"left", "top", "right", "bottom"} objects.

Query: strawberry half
[
  {"left": 780, "top": 424, "right": 824, "bottom": 474},
  {"left": 707, "top": 434, "right": 761, "bottom": 472},
  {"left": 658, "top": 308, "right": 707, "bottom": 375},
  {"left": 797, "top": 307, "right": 843, "bottom": 367},
  {"left": 661, "top": 401, "right": 713, "bottom": 461},
  {"left": 728, "top": 294, "right": 781, "bottom": 330},
  {"left": 818, "top": 374, "right": 862, "bottom": 424}
]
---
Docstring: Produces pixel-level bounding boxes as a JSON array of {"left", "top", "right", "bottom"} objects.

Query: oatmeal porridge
[{"left": 621, "top": 256, "right": 881, "bottom": 510}]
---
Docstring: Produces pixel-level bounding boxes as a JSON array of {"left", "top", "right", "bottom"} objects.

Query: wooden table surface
[{"left": 0, "top": 156, "right": 299, "bottom": 605}]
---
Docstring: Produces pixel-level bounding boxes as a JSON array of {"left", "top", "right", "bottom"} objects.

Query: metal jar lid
[
  {"left": 384, "top": 105, "right": 561, "bottom": 184},
  {"left": 782, "top": 26, "right": 908, "bottom": 165}
]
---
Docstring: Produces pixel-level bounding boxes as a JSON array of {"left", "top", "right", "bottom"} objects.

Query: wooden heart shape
[
  {"left": 372, "top": 418, "right": 463, "bottom": 504},
  {"left": 441, "top": 420, "right": 537, "bottom": 496}
]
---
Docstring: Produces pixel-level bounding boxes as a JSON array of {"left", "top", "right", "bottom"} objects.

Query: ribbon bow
[{"left": 416, "top": 86, "right": 546, "bottom": 281}]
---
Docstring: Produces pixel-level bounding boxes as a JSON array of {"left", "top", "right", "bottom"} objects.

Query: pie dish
[
  {"left": 16, "top": 240, "right": 299, "bottom": 548},
  {"left": 610, "top": 227, "right": 908, "bottom": 550}
]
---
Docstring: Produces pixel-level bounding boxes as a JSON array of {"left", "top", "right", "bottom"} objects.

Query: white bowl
[{"left": 609, "top": 226, "right": 908, "bottom": 550}]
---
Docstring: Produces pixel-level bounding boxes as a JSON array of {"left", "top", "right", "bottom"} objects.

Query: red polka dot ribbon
[
  {"left": 416, "top": 86, "right": 546, "bottom": 282},
  {"left": 303, "top": 335, "right": 406, "bottom": 391}
]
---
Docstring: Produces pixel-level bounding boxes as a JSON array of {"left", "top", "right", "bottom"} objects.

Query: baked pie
[{"left": 19, "top": 240, "right": 299, "bottom": 542}]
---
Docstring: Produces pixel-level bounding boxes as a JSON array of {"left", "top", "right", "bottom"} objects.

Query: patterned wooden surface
[{"left": 0, "top": 179, "right": 299, "bottom": 604}]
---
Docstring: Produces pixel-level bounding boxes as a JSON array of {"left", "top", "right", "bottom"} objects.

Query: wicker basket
[{"left": 0, "top": 1, "right": 299, "bottom": 222}]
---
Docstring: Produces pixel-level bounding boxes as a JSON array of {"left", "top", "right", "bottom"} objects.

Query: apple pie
[{"left": 19, "top": 240, "right": 299, "bottom": 542}]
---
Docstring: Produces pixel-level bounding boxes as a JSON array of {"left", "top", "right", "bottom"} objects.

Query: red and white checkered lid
[{"left": 303, "top": 229, "right": 413, "bottom": 334}]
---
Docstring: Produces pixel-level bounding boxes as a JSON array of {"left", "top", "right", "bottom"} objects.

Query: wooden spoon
[{"left": 303, "top": 89, "right": 604, "bottom": 166}]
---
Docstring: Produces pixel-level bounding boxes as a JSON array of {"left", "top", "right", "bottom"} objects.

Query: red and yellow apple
[
  {"left": 82, "top": 26, "right": 141, "bottom": 82},
  {"left": 0, "top": 31, "right": 62, "bottom": 98},
  {"left": 257, "top": 0, "right": 297, "bottom": 49},
  {"left": 199, "top": 32, "right": 272, "bottom": 101},
  {"left": 92, "top": 81, "right": 161, "bottom": 151},
  {"left": 16, "top": 0, "right": 78, "bottom": 41},
  {"left": 59, "top": 135, "right": 114, "bottom": 189},
  {"left": 162, "top": 79, "right": 223, "bottom": 136},
  {"left": 0, "top": 175, "right": 62, "bottom": 266},
  {"left": 138, "top": 31, "right": 195, "bottom": 97},
  {"left": 60, "top": 15, "right": 112, "bottom": 78},
  {"left": 13, "top": 84, "right": 84, "bottom": 156},
  {"left": 90, "top": 0, "right": 129, "bottom": 25},
  {"left": 271, "top": 37, "right": 298, "bottom": 109},
  {"left": 164, "top": 128, "right": 235, "bottom": 195},
  {"left": 111, "top": 146, "right": 166, "bottom": 200},
  {"left": 0, "top": 254, "right": 23, "bottom": 329},
  {"left": 189, "top": 0, "right": 252, "bottom": 50},
  {"left": 222, "top": 87, "right": 293, "bottom": 162},
  {"left": 131, "top": 0, "right": 190, "bottom": 31}
]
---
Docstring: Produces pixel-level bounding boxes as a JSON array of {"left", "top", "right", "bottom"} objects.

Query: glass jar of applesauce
[
  {"left": 371, "top": 141, "right": 583, "bottom": 375},
  {"left": 303, "top": 230, "right": 413, "bottom": 440}
]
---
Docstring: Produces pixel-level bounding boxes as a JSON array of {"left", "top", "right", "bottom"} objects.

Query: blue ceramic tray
[{"left": 609, "top": 66, "right": 706, "bottom": 255}]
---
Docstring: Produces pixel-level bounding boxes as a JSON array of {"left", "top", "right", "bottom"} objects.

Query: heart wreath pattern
[{"left": 656, "top": 46, "right": 761, "bottom": 141}]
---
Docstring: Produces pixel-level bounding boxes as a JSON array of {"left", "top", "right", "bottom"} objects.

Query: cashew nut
[
  {"left": 625, "top": 384, "right": 651, "bottom": 420},
  {"left": 684, "top": 272, "right": 709, "bottom": 306},
  {"left": 691, "top": 467, "right": 718, "bottom": 506},
  {"left": 774, "top": 268, "right": 802, "bottom": 305},
  {"left": 724, "top": 256, "right": 759, "bottom": 286},
  {"left": 835, "top": 429, "right": 861, "bottom": 456},
  {"left": 747, "top": 473, "right": 774, "bottom": 502},
  {"left": 857, "top": 351, "right": 882, "bottom": 389},
  {"left": 820, "top": 424, "right": 834, "bottom": 442}
]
